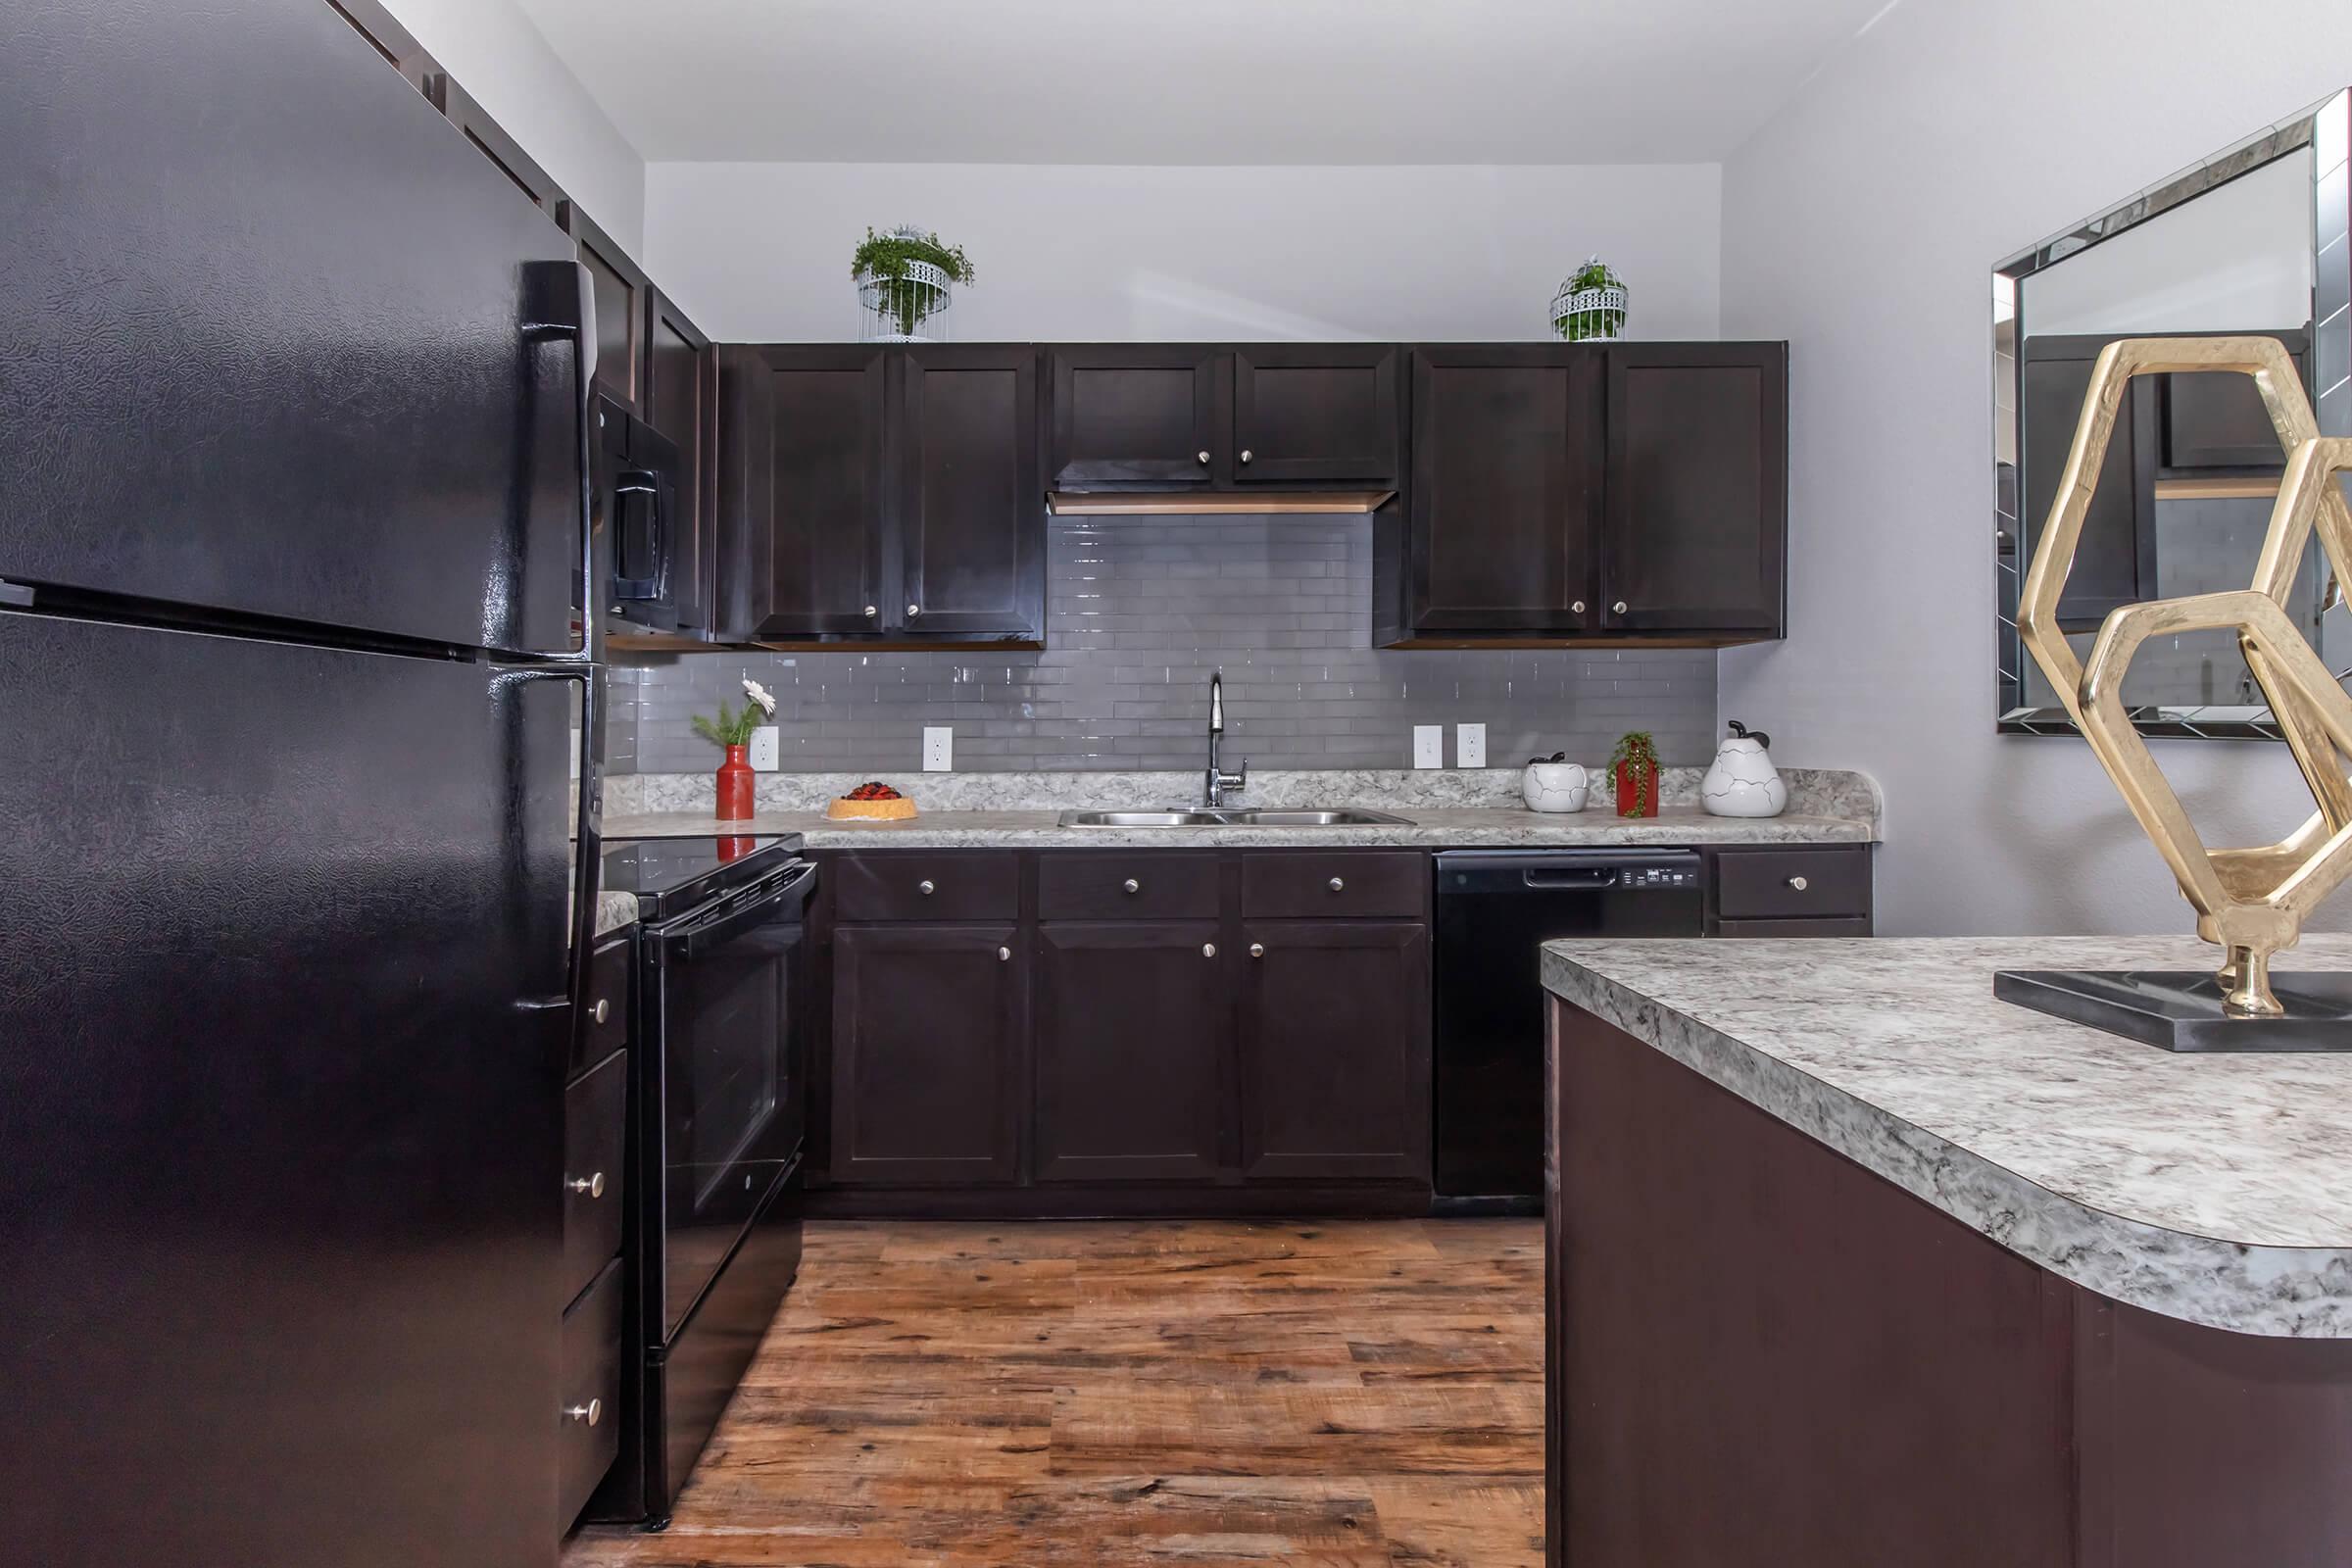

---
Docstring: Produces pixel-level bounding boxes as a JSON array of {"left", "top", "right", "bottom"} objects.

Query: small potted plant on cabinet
[
  {"left": 1611, "top": 730, "right": 1661, "bottom": 818},
  {"left": 852, "top": 225, "right": 975, "bottom": 342}
]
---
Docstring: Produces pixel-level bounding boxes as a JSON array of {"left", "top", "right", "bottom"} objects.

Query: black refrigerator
[{"left": 0, "top": 4, "right": 604, "bottom": 1565}]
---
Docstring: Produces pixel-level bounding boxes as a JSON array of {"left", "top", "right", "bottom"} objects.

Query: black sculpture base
[{"left": 1994, "top": 968, "right": 2352, "bottom": 1053}]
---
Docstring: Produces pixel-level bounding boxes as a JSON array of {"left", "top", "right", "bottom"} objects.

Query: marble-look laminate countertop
[
  {"left": 1542, "top": 935, "right": 2352, "bottom": 1338},
  {"left": 598, "top": 804, "right": 1872, "bottom": 849},
  {"left": 593, "top": 890, "right": 639, "bottom": 939}
]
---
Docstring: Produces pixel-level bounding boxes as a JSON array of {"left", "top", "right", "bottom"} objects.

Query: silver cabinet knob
[
  {"left": 1123, "top": 877, "right": 1141, "bottom": 894},
  {"left": 998, "top": 946, "right": 1011, "bottom": 961},
  {"left": 591, "top": 998, "right": 610, "bottom": 1025},
  {"left": 1196, "top": 450, "right": 1211, "bottom": 466},
  {"left": 1612, "top": 601, "right": 1629, "bottom": 614},
  {"left": 1570, "top": 600, "right": 1587, "bottom": 613},
  {"left": 1239, "top": 449, "right": 1253, "bottom": 465},
  {"left": 917, "top": 879, "right": 936, "bottom": 897},
  {"left": 864, "top": 605, "right": 878, "bottom": 617},
  {"left": 1202, "top": 943, "right": 1217, "bottom": 958},
  {"left": 1788, "top": 875, "right": 1809, "bottom": 892},
  {"left": 564, "top": 1398, "right": 602, "bottom": 1427},
  {"left": 906, "top": 604, "right": 920, "bottom": 618},
  {"left": 1328, "top": 877, "right": 1345, "bottom": 893},
  {"left": 1249, "top": 943, "right": 1265, "bottom": 958},
  {"left": 565, "top": 1172, "right": 606, "bottom": 1199}
]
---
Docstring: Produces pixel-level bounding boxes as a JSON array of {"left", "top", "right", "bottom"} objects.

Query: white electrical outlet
[
  {"left": 923, "top": 726, "right": 954, "bottom": 772},
  {"left": 1456, "top": 722, "right": 1487, "bottom": 768},
  {"left": 1413, "top": 725, "right": 1445, "bottom": 769},
  {"left": 748, "top": 726, "right": 780, "bottom": 771}
]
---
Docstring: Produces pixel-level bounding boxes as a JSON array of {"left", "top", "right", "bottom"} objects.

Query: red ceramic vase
[
  {"left": 1614, "top": 760, "right": 1658, "bottom": 818},
  {"left": 715, "top": 744, "right": 755, "bottom": 821}
]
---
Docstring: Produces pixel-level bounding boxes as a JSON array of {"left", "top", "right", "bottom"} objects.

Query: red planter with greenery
[
  {"left": 715, "top": 745, "right": 755, "bottom": 821},
  {"left": 1611, "top": 731, "right": 1660, "bottom": 818}
]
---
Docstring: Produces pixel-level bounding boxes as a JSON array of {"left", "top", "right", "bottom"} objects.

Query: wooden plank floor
[{"left": 564, "top": 1217, "right": 1544, "bottom": 1567}]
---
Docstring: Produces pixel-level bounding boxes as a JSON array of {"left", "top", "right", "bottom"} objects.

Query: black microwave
[{"left": 594, "top": 393, "right": 681, "bottom": 633}]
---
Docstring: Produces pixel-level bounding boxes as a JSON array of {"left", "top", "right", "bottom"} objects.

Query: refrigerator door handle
[
  {"left": 495, "top": 662, "right": 607, "bottom": 1021},
  {"left": 521, "top": 258, "right": 599, "bottom": 664}
]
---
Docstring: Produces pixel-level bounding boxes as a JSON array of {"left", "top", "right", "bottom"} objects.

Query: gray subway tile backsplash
[{"left": 612, "top": 516, "right": 1718, "bottom": 773}]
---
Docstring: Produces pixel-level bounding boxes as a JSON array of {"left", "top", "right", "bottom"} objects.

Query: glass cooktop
[{"left": 601, "top": 834, "right": 803, "bottom": 920}]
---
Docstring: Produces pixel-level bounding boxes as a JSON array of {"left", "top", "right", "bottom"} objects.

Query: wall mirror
[{"left": 1994, "top": 90, "right": 2350, "bottom": 737}]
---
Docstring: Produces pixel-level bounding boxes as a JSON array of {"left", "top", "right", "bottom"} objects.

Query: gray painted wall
[
  {"left": 1718, "top": 0, "right": 2352, "bottom": 937},
  {"left": 610, "top": 515, "right": 1717, "bottom": 774}
]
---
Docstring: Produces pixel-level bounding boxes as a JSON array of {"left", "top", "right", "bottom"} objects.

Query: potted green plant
[
  {"left": 692, "top": 677, "right": 776, "bottom": 820},
  {"left": 1610, "top": 730, "right": 1661, "bottom": 818},
  {"left": 1550, "top": 255, "right": 1629, "bottom": 342},
  {"left": 852, "top": 225, "right": 975, "bottom": 341}
]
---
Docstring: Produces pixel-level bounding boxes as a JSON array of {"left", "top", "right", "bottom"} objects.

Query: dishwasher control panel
[{"left": 1616, "top": 865, "right": 1699, "bottom": 889}]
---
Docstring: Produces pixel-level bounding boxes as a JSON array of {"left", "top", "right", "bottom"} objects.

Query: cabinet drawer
[
  {"left": 1038, "top": 852, "right": 1220, "bottom": 920},
  {"left": 834, "top": 852, "right": 1019, "bottom": 922},
  {"left": 575, "top": 934, "right": 630, "bottom": 1074},
  {"left": 558, "top": 1257, "right": 623, "bottom": 1532},
  {"left": 562, "top": 1050, "right": 627, "bottom": 1310},
  {"left": 1716, "top": 916, "right": 1873, "bottom": 939},
  {"left": 1714, "top": 848, "right": 1872, "bottom": 921},
  {"left": 1242, "top": 852, "right": 1426, "bottom": 919}
]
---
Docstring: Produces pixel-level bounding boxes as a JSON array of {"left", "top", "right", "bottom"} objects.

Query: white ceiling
[{"left": 515, "top": 0, "right": 1898, "bottom": 166}]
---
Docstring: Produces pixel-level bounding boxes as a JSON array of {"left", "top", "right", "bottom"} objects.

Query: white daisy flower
[{"left": 743, "top": 677, "right": 777, "bottom": 716}]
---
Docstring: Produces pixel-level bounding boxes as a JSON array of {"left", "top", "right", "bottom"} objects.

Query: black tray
[{"left": 1994, "top": 968, "right": 2352, "bottom": 1053}]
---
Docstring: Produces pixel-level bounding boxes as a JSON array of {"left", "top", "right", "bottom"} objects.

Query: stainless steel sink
[{"left": 1055, "top": 807, "right": 1411, "bottom": 828}]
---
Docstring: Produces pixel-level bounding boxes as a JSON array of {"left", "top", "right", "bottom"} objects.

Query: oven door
[{"left": 643, "top": 858, "right": 814, "bottom": 1343}]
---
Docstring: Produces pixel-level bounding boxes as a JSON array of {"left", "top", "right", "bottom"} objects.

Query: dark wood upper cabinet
[
  {"left": 560, "top": 205, "right": 647, "bottom": 413},
  {"left": 720, "top": 345, "right": 890, "bottom": 641},
  {"left": 1050, "top": 346, "right": 1221, "bottom": 488},
  {"left": 326, "top": 0, "right": 439, "bottom": 92},
  {"left": 1238, "top": 920, "right": 1430, "bottom": 1183},
  {"left": 1404, "top": 345, "right": 1601, "bottom": 634},
  {"left": 2162, "top": 328, "right": 2308, "bottom": 470},
  {"left": 830, "top": 923, "right": 1024, "bottom": 1186},
  {"left": 1601, "top": 342, "right": 1788, "bottom": 634},
  {"left": 1231, "top": 345, "right": 1400, "bottom": 486},
  {"left": 895, "top": 346, "right": 1045, "bottom": 639},
  {"left": 1033, "top": 922, "right": 1229, "bottom": 1184},
  {"left": 642, "top": 288, "right": 717, "bottom": 633},
  {"left": 425, "top": 74, "right": 566, "bottom": 217},
  {"left": 2021, "top": 335, "right": 2159, "bottom": 630}
]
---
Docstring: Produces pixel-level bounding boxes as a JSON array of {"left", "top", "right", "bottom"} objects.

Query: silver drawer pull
[
  {"left": 1240, "top": 448, "right": 1253, "bottom": 465},
  {"left": 565, "top": 1172, "right": 606, "bottom": 1199},
  {"left": 1788, "top": 875, "right": 1810, "bottom": 892},
  {"left": 1612, "top": 600, "right": 1629, "bottom": 614},
  {"left": 1249, "top": 943, "right": 1265, "bottom": 958},
  {"left": 1328, "top": 876, "right": 1345, "bottom": 893},
  {"left": 1202, "top": 943, "right": 1217, "bottom": 958},
  {"left": 1123, "top": 877, "right": 1141, "bottom": 894},
  {"left": 564, "top": 1398, "right": 602, "bottom": 1427},
  {"left": 918, "top": 879, "right": 936, "bottom": 896},
  {"left": 999, "top": 946, "right": 1011, "bottom": 961},
  {"left": 591, "top": 998, "right": 610, "bottom": 1025},
  {"left": 1196, "top": 449, "right": 1211, "bottom": 466},
  {"left": 863, "top": 605, "right": 878, "bottom": 617},
  {"left": 906, "top": 604, "right": 921, "bottom": 618},
  {"left": 1571, "top": 599, "right": 1587, "bottom": 613}
]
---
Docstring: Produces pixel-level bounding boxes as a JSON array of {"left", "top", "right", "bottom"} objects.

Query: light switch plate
[
  {"left": 748, "top": 726, "right": 780, "bottom": 772},
  {"left": 923, "top": 726, "right": 954, "bottom": 772},
  {"left": 1413, "top": 725, "right": 1445, "bottom": 769},
  {"left": 1456, "top": 722, "right": 1487, "bottom": 768}
]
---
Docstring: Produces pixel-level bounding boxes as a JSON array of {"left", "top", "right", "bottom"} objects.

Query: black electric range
[{"left": 589, "top": 833, "right": 815, "bottom": 1528}]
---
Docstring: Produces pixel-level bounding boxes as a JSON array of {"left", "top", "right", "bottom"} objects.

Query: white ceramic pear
[{"left": 1701, "top": 720, "right": 1787, "bottom": 818}]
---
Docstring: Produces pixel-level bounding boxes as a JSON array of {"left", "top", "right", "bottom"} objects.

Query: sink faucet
[{"left": 1205, "top": 672, "right": 1248, "bottom": 808}]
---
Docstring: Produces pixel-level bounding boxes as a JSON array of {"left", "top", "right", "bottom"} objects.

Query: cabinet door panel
[
  {"left": 562, "top": 205, "right": 647, "bottom": 412},
  {"left": 1408, "top": 346, "right": 1599, "bottom": 632},
  {"left": 1601, "top": 343, "right": 1787, "bottom": 633},
  {"left": 1240, "top": 921, "right": 1430, "bottom": 1182},
  {"left": 1051, "top": 347, "right": 1220, "bottom": 487},
  {"left": 1034, "top": 922, "right": 1227, "bottom": 1183},
  {"left": 898, "top": 346, "right": 1044, "bottom": 638},
  {"left": 427, "top": 74, "right": 565, "bottom": 217},
  {"left": 734, "top": 345, "right": 890, "bottom": 639},
  {"left": 831, "top": 924, "right": 1023, "bottom": 1185},
  {"left": 644, "top": 289, "right": 716, "bottom": 632},
  {"left": 1234, "top": 345, "right": 1399, "bottom": 485},
  {"left": 2020, "top": 337, "right": 2156, "bottom": 631}
]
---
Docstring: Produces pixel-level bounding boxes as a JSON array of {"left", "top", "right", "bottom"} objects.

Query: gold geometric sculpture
[{"left": 2020, "top": 335, "right": 2352, "bottom": 1016}]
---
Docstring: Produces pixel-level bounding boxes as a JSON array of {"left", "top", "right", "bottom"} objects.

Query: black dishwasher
[{"left": 1433, "top": 849, "right": 1704, "bottom": 1208}]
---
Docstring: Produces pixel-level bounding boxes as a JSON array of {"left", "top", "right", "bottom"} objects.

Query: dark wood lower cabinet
[
  {"left": 1547, "top": 998, "right": 2352, "bottom": 1568},
  {"left": 829, "top": 923, "right": 1024, "bottom": 1186},
  {"left": 1033, "top": 921, "right": 1228, "bottom": 1183},
  {"left": 1239, "top": 920, "right": 1431, "bottom": 1181}
]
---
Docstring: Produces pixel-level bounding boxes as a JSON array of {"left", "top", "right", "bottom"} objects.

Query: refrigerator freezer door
[
  {"left": 0, "top": 0, "right": 580, "bottom": 657},
  {"left": 0, "top": 612, "right": 571, "bottom": 1568}
]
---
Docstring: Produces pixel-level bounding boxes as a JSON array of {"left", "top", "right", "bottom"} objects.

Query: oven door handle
[{"left": 663, "top": 861, "right": 817, "bottom": 960}]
